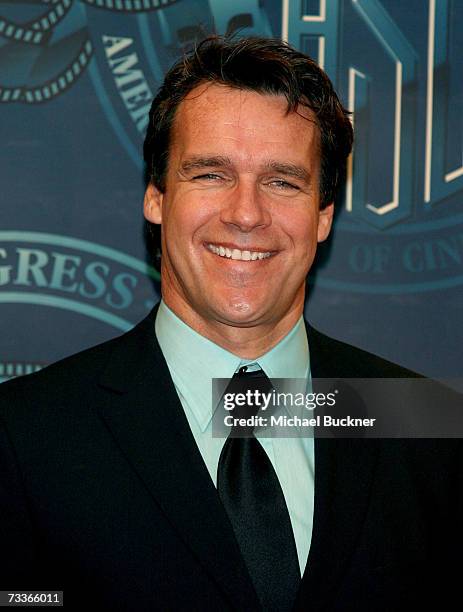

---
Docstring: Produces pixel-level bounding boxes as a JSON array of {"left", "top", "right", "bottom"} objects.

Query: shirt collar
[{"left": 155, "top": 300, "right": 310, "bottom": 432}]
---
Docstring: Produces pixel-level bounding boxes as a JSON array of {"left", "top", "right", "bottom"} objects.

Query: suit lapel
[
  {"left": 293, "top": 324, "right": 379, "bottom": 610},
  {"left": 96, "top": 307, "right": 260, "bottom": 611}
]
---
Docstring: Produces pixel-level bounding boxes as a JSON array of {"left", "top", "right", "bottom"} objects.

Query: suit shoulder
[
  {"left": 0, "top": 304, "right": 159, "bottom": 422},
  {"left": 306, "top": 323, "right": 420, "bottom": 378},
  {"left": 0, "top": 332, "right": 124, "bottom": 417}
]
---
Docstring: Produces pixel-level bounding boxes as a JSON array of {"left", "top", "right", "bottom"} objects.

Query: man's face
[{"left": 144, "top": 83, "right": 333, "bottom": 332}]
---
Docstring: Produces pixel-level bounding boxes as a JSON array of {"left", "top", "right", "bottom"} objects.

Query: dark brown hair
[{"left": 143, "top": 36, "right": 353, "bottom": 209}]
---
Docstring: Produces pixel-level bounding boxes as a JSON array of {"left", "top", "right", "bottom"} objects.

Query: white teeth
[
  {"left": 231, "top": 249, "right": 241, "bottom": 260},
  {"left": 207, "top": 244, "right": 272, "bottom": 261}
]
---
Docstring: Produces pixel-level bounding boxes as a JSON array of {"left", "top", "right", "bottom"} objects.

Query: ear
[
  {"left": 144, "top": 182, "right": 163, "bottom": 225},
  {"left": 317, "top": 202, "right": 334, "bottom": 243}
]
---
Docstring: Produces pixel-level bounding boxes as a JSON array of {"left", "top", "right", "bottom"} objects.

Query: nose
[{"left": 220, "top": 180, "right": 271, "bottom": 232}]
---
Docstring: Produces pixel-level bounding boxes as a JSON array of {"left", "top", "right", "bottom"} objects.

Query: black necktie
[{"left": 217, "top": 367, "right": 301, "bottom": 612}]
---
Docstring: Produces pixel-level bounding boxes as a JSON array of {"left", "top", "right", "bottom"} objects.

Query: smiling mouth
[{"left": 205, "top": 243, "right": 275, "bottom": 261}]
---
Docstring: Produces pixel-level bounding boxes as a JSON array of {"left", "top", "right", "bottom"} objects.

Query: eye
[
  {"left": 269, "top": 179, "right": 299, "bottom": 191},
  {"left": 193, "top": 173, "right": 223, "bottom": 181}
]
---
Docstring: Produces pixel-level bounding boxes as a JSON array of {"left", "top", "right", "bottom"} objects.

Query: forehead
[{"left": 170, "top": 83, "right": 320, "bottom": 167}]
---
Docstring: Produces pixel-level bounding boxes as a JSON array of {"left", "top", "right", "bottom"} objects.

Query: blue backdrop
[{"left": 1, "top": 0, "right": 462, "bottom": 383}]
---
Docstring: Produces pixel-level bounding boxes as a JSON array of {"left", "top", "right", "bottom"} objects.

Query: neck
[{"left": 161, "top": 293, "right": 304, "bottom": 359}]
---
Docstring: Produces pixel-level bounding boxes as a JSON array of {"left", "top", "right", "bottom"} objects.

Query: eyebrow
[
  {"left": 180, "top": 156, "right": 312, "bottom": 183},
  {"left": 180, "top": 156, "right": 232, "bottom": 173},
  {"left": 264, "top": 161, "right": 312, "bottom": 183}
]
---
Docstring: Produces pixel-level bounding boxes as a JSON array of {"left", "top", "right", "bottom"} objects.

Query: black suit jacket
[{"left": 0, "top": 306, "right": 461, "bottom": 611}]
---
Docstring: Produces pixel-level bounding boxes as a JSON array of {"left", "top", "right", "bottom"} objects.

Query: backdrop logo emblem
[
  {"left": 0, "top": 1, "right": 93, "bottom": 103},
  {"left": 0, "top": 0, "right": 183, "bottom": 104},
  {"left": 0, "top": 231, "right": 159, "bottom": 330},
  {"left": 84, "top": 0, "right": 277, "bottom": 168}
]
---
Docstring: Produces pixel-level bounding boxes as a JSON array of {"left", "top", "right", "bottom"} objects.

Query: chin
[{"left": 211, "top": 297, "right": 271, "bottom": 327}]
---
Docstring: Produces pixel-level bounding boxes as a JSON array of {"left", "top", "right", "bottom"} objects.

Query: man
[{"left": 0, "top": 37, "right": 461, "bottom": 611}]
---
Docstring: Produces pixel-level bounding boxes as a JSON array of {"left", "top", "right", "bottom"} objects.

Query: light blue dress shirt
[{"left": 155, "top": 300, "right": 315, "bottom": 575}]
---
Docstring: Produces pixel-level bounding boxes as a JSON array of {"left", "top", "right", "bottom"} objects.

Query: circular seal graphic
[
  {"left": 0, "top": 0, "right": 181, "bottom": 104},
  {"left": 0, "top": 230, "right": 161, "bottom": 380},
  {"left": 83, "top": 0, "right": 278, "bottom": 166},
  {"left": 0, "top": 230, "right": 160, "bottom": 328},
  {"left": 0, "top": 1, "right": 93, "bottom": 103}
]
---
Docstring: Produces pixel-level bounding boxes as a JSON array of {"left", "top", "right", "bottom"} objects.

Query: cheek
[
  {"left": 163, "top": 195, "right": 215, "bottom": 256},
  {"left": 281, "top": 211, "right": 319, "bottom": 253}
]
